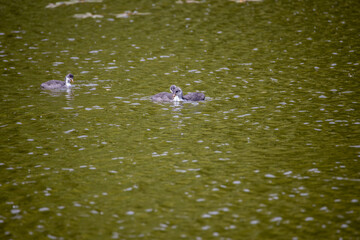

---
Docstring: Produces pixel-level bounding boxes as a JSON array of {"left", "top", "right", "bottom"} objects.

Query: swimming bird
[
  {"left": 151, "top": 85, "right": 177, "bottom": 101},
  {"left": 41, "top": 73, "right": 74, "bottom": 90},
  {"left": 172, "top": 86, "right": 205, "bottom": 101},
  {"left": 184, "top": 92, "right": 205, "bottom": 101}
]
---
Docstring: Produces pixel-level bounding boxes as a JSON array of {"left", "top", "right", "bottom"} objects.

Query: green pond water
[{"left": 1, "top": 0, "right": 360, "bottom": 239}]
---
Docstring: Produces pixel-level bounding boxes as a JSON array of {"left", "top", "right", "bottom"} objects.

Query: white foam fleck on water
[
  {"left": 11, "top": 209, "right": 21, "bottom": 214},
  {"left": 91, "top": 210, "right": 99, "bottom": 214},
  {"left": 237, "top": 114, "right": 251, "bottom": 118},
  {"left": 39, "top": 207, "right": 50, "bottom": 212},
  {"left": 270, "top": 217, "right": 282, "bottom": 222},
  {"left": 64, "top": 129, "right": 75, "bottom": 134},
  {"left": 201, "top": 225, "right": 211, "bottom": 230},
  {"left": 265, "top": 174, "right": 276, "bottom": 178}
]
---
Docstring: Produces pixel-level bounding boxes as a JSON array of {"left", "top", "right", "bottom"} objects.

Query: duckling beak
[
  {"left": 70, "top": 78, "right": 74, "bottom": 83},
  {"left": 172, "top": 94, "right": 176, "bottom": 99}
]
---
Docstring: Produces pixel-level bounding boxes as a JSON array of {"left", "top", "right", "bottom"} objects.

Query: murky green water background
[{"left": 1, "top": 0, "right": 360, "bottom": 239}]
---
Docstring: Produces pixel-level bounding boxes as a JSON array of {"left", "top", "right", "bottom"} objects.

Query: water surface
[{"left": 1, "top": 0, "right": 359, "bottom": 239}]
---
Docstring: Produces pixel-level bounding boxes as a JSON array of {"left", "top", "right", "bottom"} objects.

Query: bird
[
  {"left": 41, "top": 73, "right": 74, "bottom": 90},
  {"left": 172, "top": 86, "right": 205, "bottom": 101},
  {"left": 184, "top": 92, "right": 205, "bottom": 101},
  {"left": 151, "top": 85, "right": 177, "bottom": 101}
]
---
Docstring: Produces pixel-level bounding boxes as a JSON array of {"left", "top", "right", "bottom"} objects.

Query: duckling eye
[{"left": 176, "top": 90, "right": 179, "bottom": 93}]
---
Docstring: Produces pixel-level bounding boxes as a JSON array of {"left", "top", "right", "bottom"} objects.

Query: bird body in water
[
  {"left": 41, "top": 73, "right": 74, "bottom": 90},
  {"left": 152, "top": 85, "right": 205, "bottom": 102},
  {"left": 184, "top": 92, "right": 205, "bottom": 101},
  {"left": 172, "top": 86, "right": 205, "bottom": 101},
  {"left": 151, "top": 85, "right": 177, "bottom": 102}
]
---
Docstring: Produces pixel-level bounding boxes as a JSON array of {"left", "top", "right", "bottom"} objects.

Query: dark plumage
[
  {"left": 184, "top": 92, "right": 205, "bottom": 101},
  {"left": 41, "top": 73, "right": 74, "bottom": 90}
]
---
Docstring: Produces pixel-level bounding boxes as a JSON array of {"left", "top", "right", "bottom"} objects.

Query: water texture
[{"left": 0, "top": 0, "right": 359, "bottom": 239}]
